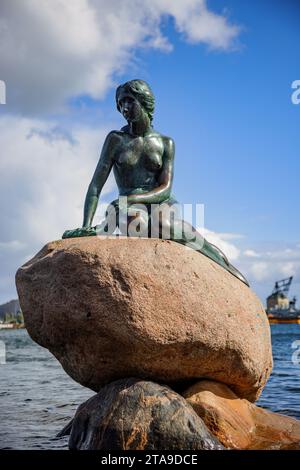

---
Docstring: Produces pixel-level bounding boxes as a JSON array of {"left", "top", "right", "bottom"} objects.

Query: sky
[{"left": 0, "top": 0, "right": 299, "bottom": 304}]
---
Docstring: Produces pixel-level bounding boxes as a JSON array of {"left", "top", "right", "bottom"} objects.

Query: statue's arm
[
  {"left": 82, "top": 132, "right": 116, "bottom": 227},
  {"left": 127, "top": 137, "right": 175, "bottom": 205}
]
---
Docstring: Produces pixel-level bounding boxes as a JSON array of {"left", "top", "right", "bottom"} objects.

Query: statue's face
[{"left": 117, "top": 90, "right": 143, "bottom": 123}]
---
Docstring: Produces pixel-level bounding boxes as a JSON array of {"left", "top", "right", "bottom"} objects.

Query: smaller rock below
[
  {"left": 69, "top": 378, "right": 224, "bottom": 450},
  {"left": 183, "top": 380, "right": 300, "bottom": 450}
]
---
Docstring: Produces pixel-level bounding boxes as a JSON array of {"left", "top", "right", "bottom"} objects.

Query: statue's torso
[{"left": 112, "top": 130, "right": 166, "bottom": 195}]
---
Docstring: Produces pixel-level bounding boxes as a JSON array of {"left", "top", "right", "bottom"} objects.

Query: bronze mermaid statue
[{"left": 63, "top": 79, "right": 248, "bottom": 286}]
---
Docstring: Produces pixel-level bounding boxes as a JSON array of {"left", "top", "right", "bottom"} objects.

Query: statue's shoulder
[
  {"left": 103, "top": 129, "right": 125, "bottom": 146},
  {"left": 161, "top": 134, "right": 174, "bottom": 145},
  {"left": 106, "top": 129, "right": 124, "bottom": 139},
  {"left": 151, "top": 129, "right": 174, "bottom": 147},
  {"left": 160, "top": 134, "right": 175, "bottom": 155},
  {"left": 106, "top": 126, "right": 130, "bottom": 140}
]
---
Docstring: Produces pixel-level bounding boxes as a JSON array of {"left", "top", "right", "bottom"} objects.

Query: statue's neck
[{"left": 129, "top": 113, "right": 151, "bottom": 137}]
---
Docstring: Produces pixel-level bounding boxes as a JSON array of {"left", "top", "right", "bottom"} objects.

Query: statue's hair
[{"left": 116, "top": 79, "right": 155, "bottom": 123}]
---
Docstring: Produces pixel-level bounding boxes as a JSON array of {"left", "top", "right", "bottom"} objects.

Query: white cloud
[
  {"left": 0, "top": 115, "right": 118, "bottom": 302},
  {"left": 0, "top": 240, "right": 26, "bottom": 252},
  {"left": 152, "top": 0, "right": 240, "bottom": 49},
  {"left": 197, "top": 230, "right": 300, "bottom": 303},
  {"left": 244, "top": 249, "right": 260, "bottom": 258},
  {"left": 238, "top": 243, "right": 300, "bottom": 302},
  {"left": 249, "top": 261, "right": 270, "bottom": 281},
  {"left": 0, "top": 116, "right": 116, "bottom": 245},
  {"left": 202, "top": 228, "right": 241, "bottom": 261},
  {"left": 0, "top": 0, "right": 241, "bottom": 114},
  {"left": 280, "top": 262, "right": 298, "bottom": 277}
]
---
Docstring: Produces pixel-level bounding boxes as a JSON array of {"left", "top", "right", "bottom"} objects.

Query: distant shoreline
[{"left": 0, "top": 323, "right": 25, "bottom": 330}]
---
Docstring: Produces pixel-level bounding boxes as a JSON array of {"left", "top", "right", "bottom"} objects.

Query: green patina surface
[{"left": 63, "top": 79, "right": 248, "bottom": 286}]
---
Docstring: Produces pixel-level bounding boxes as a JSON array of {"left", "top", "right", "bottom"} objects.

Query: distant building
[{"left": 0, "top": 299, "right": 21, "bottom": 321}]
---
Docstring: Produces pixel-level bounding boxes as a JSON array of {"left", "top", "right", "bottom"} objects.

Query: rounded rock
[
  {"left": 16, "top": 237, "right": 273, "bottom": 401},
  {"left": 69, "top": 378, "right": 224, "bottom": 450}
]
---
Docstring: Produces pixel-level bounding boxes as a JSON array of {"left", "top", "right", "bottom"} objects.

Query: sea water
[{"left": 0, "top": 325, "right": 300, "bottom": 449}]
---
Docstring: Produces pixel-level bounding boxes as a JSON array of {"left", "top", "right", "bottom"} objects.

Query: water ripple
[{"left": 1, "top": 325, "right": 300, "bottom": 449}]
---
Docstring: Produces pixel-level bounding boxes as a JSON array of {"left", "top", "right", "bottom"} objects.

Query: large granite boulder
[
  {"left": 69, "top": 378, "right": 224, "bottom": 450},
  {"left": 183, "top": 380, "right": 300, "bottom": 450},
  {"left": 16, "top": 237, "right": 272, "bottom": 401}
]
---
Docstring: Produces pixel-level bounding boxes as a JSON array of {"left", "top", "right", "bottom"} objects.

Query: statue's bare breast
[{"left": 112, "top": 132, "right": 165, "bottom": 194}]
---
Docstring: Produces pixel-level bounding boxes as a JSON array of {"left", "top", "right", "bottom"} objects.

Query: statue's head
[{"left": 116, "top": 79, "right": 155, "bottom": 124}]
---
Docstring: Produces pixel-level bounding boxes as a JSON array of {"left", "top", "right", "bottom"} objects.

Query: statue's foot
[
  {"left": 229, "top": 264, "right": 249, "bottom": 286},
  {"left": 62, "top": 229, "right": 76, "bottom": 239},
  {"left": 62, "top": 227, "right": 97, "bottom": 239},
  {"left": 204, "top": 240, "right": 249, "bottom": 286}
]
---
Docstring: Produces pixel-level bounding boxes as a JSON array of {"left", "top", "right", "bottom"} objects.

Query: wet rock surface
[
  {"left": 183, "top": 380, "right": 300, "bottom": 450},
  {"left": 69, "top": 378, "right": 224, "bottom": 450}
]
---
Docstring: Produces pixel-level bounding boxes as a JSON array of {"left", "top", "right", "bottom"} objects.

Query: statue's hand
[{"left": 62, "top": 226, "right": 96, "bottom": 239}]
